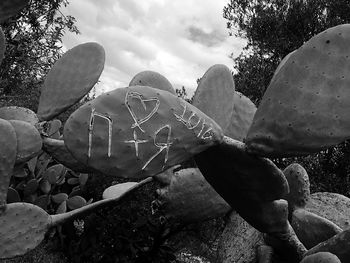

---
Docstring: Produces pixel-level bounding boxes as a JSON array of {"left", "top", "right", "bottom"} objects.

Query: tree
[
  {"left": 0, "top": 0, "right": 79, "bottom": 111},
  {"left": 224, "top": 0, "right": 350, "bottom": 105},
  {"left": 223, "top": 0, "right": 350, "bottom": 196}
]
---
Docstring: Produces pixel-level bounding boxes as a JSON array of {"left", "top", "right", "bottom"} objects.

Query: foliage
[
  {"left": 0, "top": 0, "right": 79, "bottom": 111},
  {"left": 8, "top": 150, "right": 90, "bottom": 214},
  {"left": 64, "top": 174, "right": 176, "bottom": 263},
  {"left": 175, "top": 86, "right": 193, "bottom": 103}
]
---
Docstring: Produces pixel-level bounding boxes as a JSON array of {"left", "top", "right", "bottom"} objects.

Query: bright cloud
[{"left": 61, "top": 0, "right": 246, "bottom": 96}]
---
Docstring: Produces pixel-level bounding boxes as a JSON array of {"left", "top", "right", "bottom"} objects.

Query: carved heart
[{"left": 125, "top": 91, "right": 160, "bottom": 132}]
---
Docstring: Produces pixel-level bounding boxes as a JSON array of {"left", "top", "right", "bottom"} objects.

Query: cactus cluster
[{"left": 1, "top": 2, "right": 350, "bottom": 263}]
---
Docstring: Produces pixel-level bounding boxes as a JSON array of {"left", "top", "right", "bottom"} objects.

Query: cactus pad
[
  {"left": 153, "top": 167, "right": 230, "bottom": 224},
  {"left": 291, "top": 208, "right": 342, "bottom": 249},
  {"left": 305, "top": 229, "right": 350, "bottom": 263},
  {"left": 194, "top": 136, "right": 290, "bottom": 234},
  {"left": 246, "top": 24, "right": 350, "bottom": 157},
  {"left": 0, "top": 27, "right": 5, "bottom": 65},
  {"left": 301, "top": 252, "right": 341, "bottom": 263},
  {"left": 37, "top": 42, "right": 105, "bottom": 121},
  {"left": 0, "top": 119, "right": 17, "bottom": 207},
  {"left": 194, "top": 136, "right": 289, "bottom": 204},
  {"left": 0, "top": 0, "right": 29, "bottom": 23},
  {"left": 226, "top": 91, "right": 256, "bottom": 141},
  {"left": 0, "top": 203, "right": 51, "bottom": 259},
  {"left": 9, "top": 120, "right": 42, "bottom": 164},
  {"left": 103, "top": 182, "right": 138, "bottom": 199},
  {"left": 283, "top": 163, "right": 310, "bottom": 215},
  {"left": 192, "top": 64, "right": 235, "bottom": 133},
  {"left": 129, "top": 70, "right": 176, "bottom": 94},
  {"left": 64, "top": 85, "right": 223, "bottom": 178},
  {"left": 0, "top": 106, "right": 39, "bottom": 125},
  {"left": 236, "top": 199, "right": 289, "bottom": 234}
]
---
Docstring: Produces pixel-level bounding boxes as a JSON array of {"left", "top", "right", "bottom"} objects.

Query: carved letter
[
  {"left": 88, "top": 108, "right": 113, "bottom": 158},
  {"left": 142, "top": 125, "right": 172, "bottom": 170}
]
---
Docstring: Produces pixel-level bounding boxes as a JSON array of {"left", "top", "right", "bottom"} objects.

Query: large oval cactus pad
[
  {"left": 194, "top": 136, "right": 289, "bottom": 204},
  {"left": 0, "top": 203, "right": 51, "bottom": 259},
  {"left": 37, "top": 42, "right": 105, "bottom": 121},
  {"left": 246, "top": 24, "right": 350, "bottom": 157},
  {"left": 9, "top": 120, "right": 42, "bottom": 164},
  {"left": 0, "top": 106, "right": 39, "bottom": 125},
  {"left": 0, "top": 0, "right": 29, "bottom": 23},
  {"left": 0, "top": 119, "right": 17, "bottom": 207},
  {"left": 64, "top": 86, "right": 223, "bottom": 178},
  {"left": 129, "top": 70, "right": 176, "bottom": 94},
  {"left": 192, "top": 64, "right": 235, "bottom": 133}
]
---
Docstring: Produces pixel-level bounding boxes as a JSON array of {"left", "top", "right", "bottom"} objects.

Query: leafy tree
[
  {"left": 0, "top": 0, "right": 79, "bottom": 111},
  {"left": 224, "top": 0, "right": 350, "bottom": 196}
]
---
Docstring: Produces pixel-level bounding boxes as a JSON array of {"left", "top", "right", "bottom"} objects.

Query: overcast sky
[{"left": 61, "top": 0, "right": 246, "bottom": 96}]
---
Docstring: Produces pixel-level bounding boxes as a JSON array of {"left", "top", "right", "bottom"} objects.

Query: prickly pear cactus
[
  {"left": 246, "top": 24, "right": 350, "bottom": 157},
  {"left": 103, "top": 182, "right": 138, "bottom": 199},
  {"left": 37, "top": 42, "right": 105, "bottom": 121},
  {"left": 192, "top": 64, "right": 235, "bottom": 133},
  {"left": 153, "top": 166, "right": 230, "bottom": 224},
  {"left": 301, "top": 252, "right": 341, "bottom": 263},
  {"left": 195, "top": 136, "right": 289, "bottom": 204},
  {"left": 284, "top": 163, "right": 310, "bottom": 215},
  {"left": 226, "top": 91, "right": 256, "bottom": 142},
  {"left": 0, "top": 0, "right": 29, "bottom": 23},
  {"left": 64, "top": 85, "right": 223, "bottom": 178},
  {"left": 129, "top": 70, "right": 176, "bottom": 94},
  {"left": 0, "top": 106, "right": 39, "bottom": 125},
  {"left": 9, "top": 120, "right": 42, "bottom": 164},
  {"left": 305, "top": 229, "right": 350, "bottom": 262},
  {"left": 42, "top": 137, "right": 93, "bottom": 173},
  {"left": 291, "top": 208, "right": 342, "bottom": 249},
  {"left": 0, "top": 203, "right": 51, "bottom": 258},
  {"left": 0, "top": 119, "right": 17, "bottom": 207}
]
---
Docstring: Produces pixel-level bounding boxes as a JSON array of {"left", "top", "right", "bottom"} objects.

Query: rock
[{"left": 217, "top": 210, "right": 264, "bottom": 263}]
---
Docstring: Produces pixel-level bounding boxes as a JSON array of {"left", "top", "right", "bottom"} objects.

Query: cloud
[{"left": 61, "top": 0, "right": 246, "bottom": 96}]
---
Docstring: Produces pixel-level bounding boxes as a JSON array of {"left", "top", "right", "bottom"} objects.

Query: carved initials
[
  {"left": 88, "top": 108, "right": 113, "bottom": 158},
  {"left": 142, "top": 125, "right": 172, "bottom": 170}
]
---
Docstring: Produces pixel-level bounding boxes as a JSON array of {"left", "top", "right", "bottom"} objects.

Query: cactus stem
[{"left": 50, "top": 177, "right": 153, "bottom": 226}]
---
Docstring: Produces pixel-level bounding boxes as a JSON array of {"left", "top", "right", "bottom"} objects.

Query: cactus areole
[{"left": 64, "top": 86, "right": 223, "bottom": 178}]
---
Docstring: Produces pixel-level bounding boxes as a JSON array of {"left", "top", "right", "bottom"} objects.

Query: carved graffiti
[
  {"left": 88, "top": 108, "right": 113, "bottom": 158},
  {"left": 125, "top": 91, "right": 160, "bottom": 133},
  {"left": 142, "top": 125, "right": 172, "bottom": 170},
  {"left": 174, "top": 103, "right": 213, "bottom": 140},
  {"left": 124, "top": 130, "right": 148, "bottom": 157}
]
